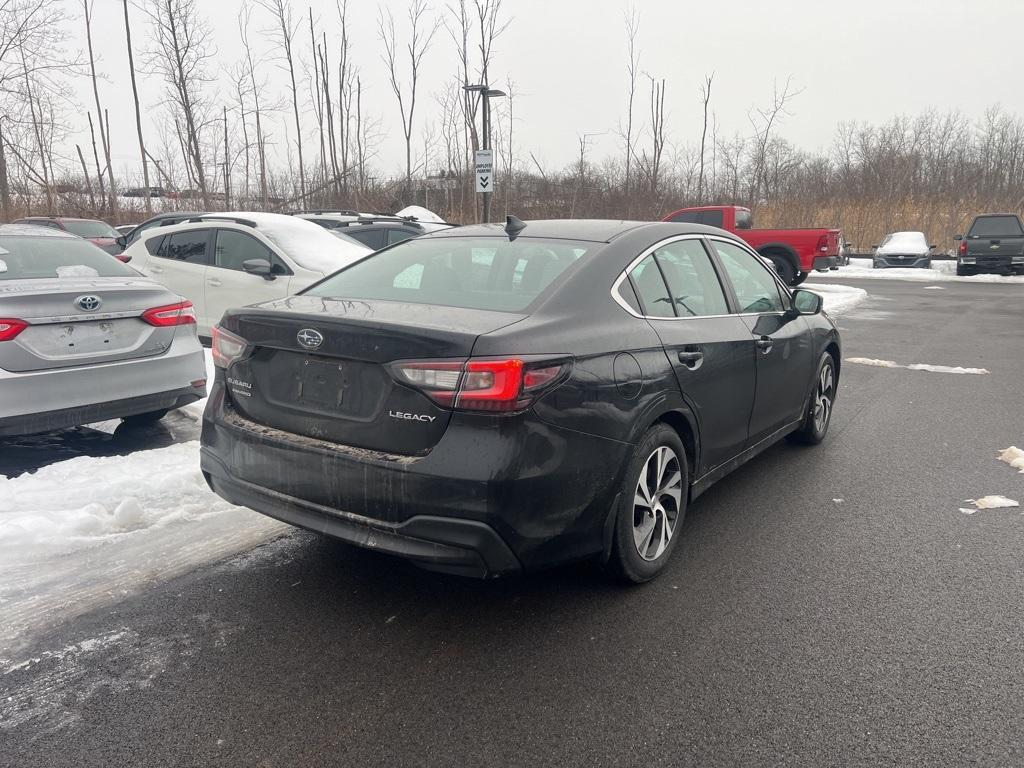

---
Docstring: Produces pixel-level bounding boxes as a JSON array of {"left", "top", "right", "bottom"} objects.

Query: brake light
[
  {"left": 0, "top": 318, "right": 28, "bottom": 342},
  {"left": 816, "top": 233, "right": 829, "bottom": 253},
  {"left": 392, "top": 358, "right": 571, "bottom": 412},
  {"left": 142, "top": 301, "right": 196, "bottom": 327},
  {"left": 958, "top": 239, "right": 968, "bottom": 256},
  {"left": 211, "top": 325, "right": 249, "bottom": 369}
]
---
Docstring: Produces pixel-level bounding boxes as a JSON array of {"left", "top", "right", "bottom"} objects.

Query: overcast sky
[{"left": 76, "top": 0, "right": 1023, "bottom": 181}]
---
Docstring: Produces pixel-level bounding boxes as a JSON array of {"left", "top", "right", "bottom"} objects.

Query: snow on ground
[
  {"left": 805, "top": 283, "right": 868, "bottom": 315},
  {"left": 810, "top": 258, "right": 1024, "bottom": 284},
  {"left": 845, "top": 357, "right": 990, "bottom": 375},
  {"left": 998, "top": 447, "right": 1024, "bottom": 473},
  {"left": 0, "top": 437, "right": 286, "bottom": 654},
  {"left": 959, "top": 495, "right": 1020, "bottom": 514}
]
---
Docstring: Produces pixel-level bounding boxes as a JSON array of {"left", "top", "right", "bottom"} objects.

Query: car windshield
[
  {"left": 256, "top": 218, "right": 369, "bottom": 273},
  {"left": 61, "top": 220, "right": 120, "bottom": 239},
  {"left": 880, "top": 232, "right": 927, "bottom": 251},
  {"left": 304, "top": 236, "right": 593, "bottom": 312},
  {"left": 968, "top": 216, "right": 1023, "bottom": 238},
  {"left": 0, "top": 236, "right": 137, "bottom": 280}
]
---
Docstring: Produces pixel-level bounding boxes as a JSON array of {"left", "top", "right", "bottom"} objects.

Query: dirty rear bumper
[{"left": 202, "top": 449, "right": 520, "bottom": 578}]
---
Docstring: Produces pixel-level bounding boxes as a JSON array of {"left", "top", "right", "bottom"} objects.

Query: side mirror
[
  {"left": 116, "top": 235, "right": 128, "bottom": 248},
  {"left": 928, "top": 244, "right": 936, "bottom": 250},
  {"left": 790, "top": 289, "right": 823, "bottom": 316},
  {"left": 243, "top": 258, "right": 275, "bottom": 280},
  {"left": 953, "top": 234, "right": 963, "bottom": 241}
]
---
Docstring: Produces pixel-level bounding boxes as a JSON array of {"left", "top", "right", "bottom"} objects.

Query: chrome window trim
[{"left": 610, "top": 232, "right": 789, "bottom": 321}]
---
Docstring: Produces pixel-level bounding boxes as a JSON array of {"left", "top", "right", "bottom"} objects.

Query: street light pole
[{"left": 464, "top": 83, "right": 505, "bottom": 224}]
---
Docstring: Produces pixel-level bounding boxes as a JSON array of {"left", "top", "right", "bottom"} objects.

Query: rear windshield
[
  {"left": 304, "top": 236, "right": 593, "bottom": 312},
  {"left": 0, "top": 236, "right": 136, "bottom": 280},
  {"left": 968, "top": 216, "right": 1023, "bottom": 238},
  {"left": 61, "top": 220, "right": 119, "bottom": 239}
]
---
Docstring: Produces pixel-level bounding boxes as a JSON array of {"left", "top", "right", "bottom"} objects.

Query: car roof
[
  {"left": 418, "top": 219, "right": 733, "bottom": 243},
  {"left": 16, "top": 216, "right": 101, "bottom": 223},
  {"left": 0, "top": 223, "right": 78, "bottom": 238}
]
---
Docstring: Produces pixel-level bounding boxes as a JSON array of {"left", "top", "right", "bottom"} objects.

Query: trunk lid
[
  {"left": 220, "top": 296, "right": 526, "bottom": 455},
  {"left": 0, "top": 277, "right": 180, "bottom": 372}
]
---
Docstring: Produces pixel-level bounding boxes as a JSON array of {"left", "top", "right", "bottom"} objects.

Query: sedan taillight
[
  {"left": 211, "top": 325, "right": 250, "bottom": 369},
  {"left": 142, "top": 301, "right": 196, "bottom": 327},
  {"left": 392, "top": 357, "right": 571, "bottom": 413},
  {"left": 0, "top": 318, "right": 28, "bottom": 342}
]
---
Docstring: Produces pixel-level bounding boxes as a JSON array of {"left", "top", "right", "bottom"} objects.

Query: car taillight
[
  {"left": 958, "top": 240, "right": 968, "bottom": 256},
  {"left": 211, "top": 325, "right": 250, "bottom": 369},
  {"left": 142, "top": 301, "right": 196, "bottom": 327},
  {"left": 392, "top": 357, "right": 571, "bottom": 413},
  {"left": 116, "top": 254, "right": 132, "bottom": 264},
  {"left": 0, "top": 318, "right": 28, "bottom": 342},
  {"left": 816, "top": 234, "right": 829, "bottom": 253}
]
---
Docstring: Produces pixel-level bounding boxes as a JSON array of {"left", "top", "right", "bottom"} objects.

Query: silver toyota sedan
[{"left": 0, "top": 224, "right": 207, "bottom": 436}]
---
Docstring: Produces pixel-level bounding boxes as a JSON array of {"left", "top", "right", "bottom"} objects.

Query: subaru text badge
[
  {"left": 76, "top": 295, "right": 102, "bottom": 312},
  {"left": 297, "top": 328, "right": 324, "bottom": 350}
]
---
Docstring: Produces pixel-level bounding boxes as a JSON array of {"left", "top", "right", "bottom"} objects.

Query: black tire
[
  {"left": 791, "top": 271, "right": 808, "bottom": 286},
  {"left": 788, "top": 354, "right": 836, "bottom": 446},
  {"left": 766, "top": 253, "right": 797, "bottom": 285},
  {"left": 956, "top": 265, "right": 973, "bottom": 276},
  {"left": 121, "top": 409, "right": 168, "bottom": 427},
  {"left": 608, "top": 424, "right": 688, "bottom": 584}
]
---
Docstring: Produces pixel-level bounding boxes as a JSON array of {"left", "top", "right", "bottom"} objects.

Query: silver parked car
[
  {"left": 0, "top": 224, "right": 207, "bottom": 436},
  {"left": 873, "top": 231, "right": 935, "bottom": 268}
]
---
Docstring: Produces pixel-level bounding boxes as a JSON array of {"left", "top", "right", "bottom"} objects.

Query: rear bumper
[
  {"left": 200, "top": 388, "right": 628, "bottom": 574},
  {"left": 959, "top": 256, "right": 1022, "bottom": 273},
  {"left": 812, "top": 255, "right": 839, "bottom": 271},
  {"left": 202, "top": 450, "right": 520, "bottom": 578},
  {"left": 0, "top": 383, "right": 204, "bottom": 437}
]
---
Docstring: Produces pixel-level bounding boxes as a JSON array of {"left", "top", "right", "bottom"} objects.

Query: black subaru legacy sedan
[{"left": 201, "top": 219, "right": 840, "bottom": 582}]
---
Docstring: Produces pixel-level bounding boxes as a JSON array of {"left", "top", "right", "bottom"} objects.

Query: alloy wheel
[
  {"left": 813, "top": 361, "right": 835, "bottom": 433},
  {"left": 632, "top": 446, "right": 683, "bottom": 561}
]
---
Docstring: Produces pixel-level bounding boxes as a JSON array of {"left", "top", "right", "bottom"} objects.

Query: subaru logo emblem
[
  {"left": 297, "top": 328, "right": 324, "bottom": 350},
  {"left": 76, "top": 295, "right": 102, "bottom": 312}
]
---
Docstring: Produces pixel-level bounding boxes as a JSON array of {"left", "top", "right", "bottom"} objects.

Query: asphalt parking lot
[{"left": 3, "top": 276, "right": 1023, "bottom": 767}]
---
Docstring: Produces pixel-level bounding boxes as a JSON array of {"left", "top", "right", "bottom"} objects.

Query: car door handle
[
  {"left": 207, "top": 278, "right": 222, "bottom": 287},
  {"left": 677, "top": 348, "right": 704, "bottom": 370},
  {"left": 756, "top": 336, "right": 774, "bottom": 354}
]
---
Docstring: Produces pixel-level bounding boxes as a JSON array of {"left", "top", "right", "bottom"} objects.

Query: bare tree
[
  {"left": 238, "top": 2, "right": 268, "bottom": 208},
  {"left": 122, "top": 0, "right": 151, "bottom": 214},
  {"left": 646, "top": 75, "right": 666, "bottom": 195},
  {"left": 142, "top": 0, "right": 216, "bottom": 209},
  {"left": 697, "top": 72, "right": 713, "bottom": 204},
  {"left": 621, "top": 7, "right": 639, "bottom": 199},
  {"left": 748, "top": 76, "right": 803, "bottom": 208},
  {"left": 257, "top": 0, "right": 305, "bottom": 204},
  {"left": 83, "top": 1, "right": 116, "bottom": 216},
  {"left": 379, "top": 0, "right": 440, "bottom": 196}
]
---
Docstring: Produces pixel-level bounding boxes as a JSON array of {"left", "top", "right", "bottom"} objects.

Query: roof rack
[
  {"left": 291, "top": 209, "right": 362, "bottom": 217},
  {"left": 187, "top": 215, "right": 258, "bottom": 228}
]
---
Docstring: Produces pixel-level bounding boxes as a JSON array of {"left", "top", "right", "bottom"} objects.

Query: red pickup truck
[{"left": 661, "top": 205, "right": 842, "bottom": 286}]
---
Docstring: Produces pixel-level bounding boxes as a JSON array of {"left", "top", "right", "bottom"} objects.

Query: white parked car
[
  {"left": 122, "top": 212, "right": 370, "bottom": 336},
  {"left": 872, "top": 231, "right": 935, "bottom": 269}
]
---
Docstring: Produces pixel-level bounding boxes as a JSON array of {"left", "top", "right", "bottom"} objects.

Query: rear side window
[
  {"left": 968, "top": 216, "right": 1023, "bottom": 238},
  {"left": 305, "top": 236, "right": 592, "bottom": 312},
  {"left": 145, "top": 235, "right": 165, "bottom": 256},
  {"left": 710, "top": 240, "right": 786, "bottom": 314},
  {"left": 0, "top": 236, "right": 136, "bottom": 279},
  {"left": 653, "top": 239, "right": 729, "bottom": 317},
  {"left": 628, "top": 255, "right": 675, "bottom": 318},
  {"left": 161, "top": 230, "right": 210, "bottom": 264}
]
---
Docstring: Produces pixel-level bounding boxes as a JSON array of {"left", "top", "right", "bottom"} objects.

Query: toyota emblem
[
  {"left": 76, "top": 295, "right": 102, "bottom": 312},
  {"left": 297, "top": 328, "right": 324, "bottom": 350}
]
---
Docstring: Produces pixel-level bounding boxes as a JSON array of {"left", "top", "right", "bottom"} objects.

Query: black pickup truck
[{"left": 955, "top": 214, "right": 1024, "bottom": 276}]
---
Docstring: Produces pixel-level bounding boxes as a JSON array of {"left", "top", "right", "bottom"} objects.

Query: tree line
[{"left": 1, "top": 0, "right": 1023, "bottom": 250}]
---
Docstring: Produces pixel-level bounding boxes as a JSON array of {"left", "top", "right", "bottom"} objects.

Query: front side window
[
  {"left": 627, "top": 254, "right": 675, "bottom": 318},
  {"left": 652, "top": 239, "right": 729, "bottom": 317},
  {"left": 161, "top": 230, "right": 210, "bottom": 264},
  {"left": 710, "top": 240, "right": 786, "bottom": 314},
  {"left": 305, "top": 236, "right": 592, "bottom": 312},
  {"left": 213, "top": 229, "right": 285, "bottom": 273}
]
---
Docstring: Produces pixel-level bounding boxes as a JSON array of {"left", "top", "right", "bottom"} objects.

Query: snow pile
[
  {"left": 814, "top": 258, "right": 1024, "bottom": 284},
  {"left": 846, "top": 357, "right": 989, "bottom": 375},
  {"left": 959, "top": 495, "right": 1019, "bottom": 514},
  {"left": 0, "top": 442, "right": 286, "bottom": 652},
  {"left": 805, "top": 283, "right": 868, "bottom": 315},
  {"left": 997, "top": 447, "right": 1024, "bottom": 473}
]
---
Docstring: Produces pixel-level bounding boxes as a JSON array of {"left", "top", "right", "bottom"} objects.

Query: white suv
[{"left": 122, "top": 212, "right": 370, "bottom": 335}]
